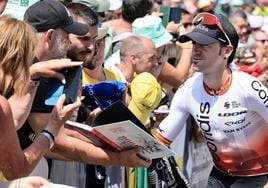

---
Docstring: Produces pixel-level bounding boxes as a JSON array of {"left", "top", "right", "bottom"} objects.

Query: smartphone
[
  {"left": 170, "top": 7, "right": 182, "bottom": 23},
  {"left": 45, "top": 66, "right": 82, "bottom": 106},
  {"left": 159, "top": 5, "right": 182, "bottom": 27}
]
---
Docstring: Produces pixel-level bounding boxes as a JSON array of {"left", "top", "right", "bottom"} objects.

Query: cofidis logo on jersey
[
  {"left": 196, "top": 102, "right": 220, "bottom": 161},
  {"left": 251, "top": 80, "right": 268, "bottom": 107}
]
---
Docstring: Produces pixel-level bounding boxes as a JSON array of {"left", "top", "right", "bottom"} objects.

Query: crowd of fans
[{"left": 1, "top": 0, "right": 268, "bottom": 187}]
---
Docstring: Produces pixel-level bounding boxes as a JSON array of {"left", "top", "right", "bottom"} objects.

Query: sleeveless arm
[
  {"left": 0, "top": 96, "right": 51, "bottom": 180},
  {"left": 8, "top": 84, "right": 38, "bottom": 130}
]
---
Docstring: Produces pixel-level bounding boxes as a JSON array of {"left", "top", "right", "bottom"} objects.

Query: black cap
[
  {"left": 24, "top": 0, "right": 89, "bottom": 35},
  {"left": 179, "top": 13, "right": 239, "bottom": 64},
  {"left": 179, "top": 24, "right": 228, "bottom": 45}
]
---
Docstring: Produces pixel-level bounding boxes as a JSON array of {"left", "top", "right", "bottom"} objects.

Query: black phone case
[
  {"left": 63, "top": 66, "right": 82, "bottom": 104},
  {"left": 45, "top": 66, "right": 82, "bottom": 105}
]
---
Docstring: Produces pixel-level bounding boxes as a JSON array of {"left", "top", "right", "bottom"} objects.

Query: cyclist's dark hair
[{"left": 217, "top": 14, "right": 239, "bottom": 65}]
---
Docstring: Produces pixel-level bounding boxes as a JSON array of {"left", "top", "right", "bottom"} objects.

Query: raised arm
[
  {"left": 158, "top": 24, "right": 193, "bottom": 88},
  {"left": 8, "top": 59, "right": 82, "bottom": 130},
  {"left": 0, "top": 94, "right": 80, "bottom": 180},
  {"left": 158, "top": 47, "right": 192, "bottom": 88}
]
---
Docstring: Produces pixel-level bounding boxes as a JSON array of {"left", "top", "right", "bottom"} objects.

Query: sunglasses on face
[{"left": 192, "top": 12, "right": 232, "bottom": 46}]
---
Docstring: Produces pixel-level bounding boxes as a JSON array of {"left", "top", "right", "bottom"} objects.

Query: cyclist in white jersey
[{"left": 156, "top": 13, "right": 268, "bottom": 188}]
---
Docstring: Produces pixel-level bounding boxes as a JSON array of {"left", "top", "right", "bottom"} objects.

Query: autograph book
[{"left": 66, "top": 101, "right": 174, "bottom": 160}]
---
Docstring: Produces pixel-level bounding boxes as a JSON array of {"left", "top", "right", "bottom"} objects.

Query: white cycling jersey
[{"left": 156, "top": 70, "right": 268, "bottom": 176}]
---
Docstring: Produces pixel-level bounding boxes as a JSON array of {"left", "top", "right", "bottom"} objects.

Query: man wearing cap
[
  {"left": 48, "top": 3, "right": 121, "bottom": 187},
  {"left": 24, "top": 0, "right": 89, "bottom": 37},
  {"left": 19, "top": 0, "right": 151, "bottom": 182},
  {"left": 18, "top": 0, "right": 88, "bottom": 147},
  {"left": 19, "top": 0, "right": 89, "bottom": 145},
  {"left": 155, "top": 13, "right": 268, "bottom": 188},
  {"left": 18, "top": 0, "right": 88, "bottom": 178}
]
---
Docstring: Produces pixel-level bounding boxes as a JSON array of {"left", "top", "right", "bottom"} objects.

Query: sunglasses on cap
[{"left": 192, "top": 12, "right": 232, "bottom": 46}]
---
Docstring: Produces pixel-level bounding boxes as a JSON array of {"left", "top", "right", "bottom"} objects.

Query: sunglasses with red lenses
[{"left": 192, "top": 13, "right": 232, "bottom": 46}]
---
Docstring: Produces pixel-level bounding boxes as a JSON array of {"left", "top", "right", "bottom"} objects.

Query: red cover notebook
[{"left": 65, "top": 101, "right": 175, "bottom": 160}]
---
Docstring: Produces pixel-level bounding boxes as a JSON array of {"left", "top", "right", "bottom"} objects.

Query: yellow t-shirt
[
  {"left": 82, "top": 68, "right": 126, "bottom": 187},
  {"left": 82, "top": 68, "right": 119, "bottom": 84}
]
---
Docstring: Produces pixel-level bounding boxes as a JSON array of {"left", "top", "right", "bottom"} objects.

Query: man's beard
[
  {"left": 83, "top": 53, "right": 97, "bottom": 70},
  {"left": 67, "top": 49, "right": 97, "bottom": 70}
]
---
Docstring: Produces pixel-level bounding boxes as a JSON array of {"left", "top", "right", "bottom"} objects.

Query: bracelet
[{"left": 40, "top": 130, "right": 55, "bottom": 149}]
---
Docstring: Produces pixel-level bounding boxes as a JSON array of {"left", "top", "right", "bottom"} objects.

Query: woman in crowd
[{"left": 0, "top": 16, "right": 81, "bottom": 181}]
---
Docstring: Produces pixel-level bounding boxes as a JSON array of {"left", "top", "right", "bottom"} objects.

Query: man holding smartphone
[{"left": 19, "top": 0, "right": 151, "bottom": 186}]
